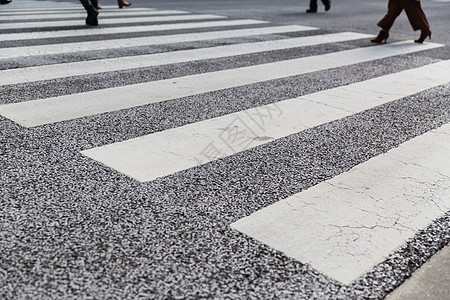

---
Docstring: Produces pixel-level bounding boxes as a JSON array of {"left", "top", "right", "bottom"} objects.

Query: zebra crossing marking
[
  {"left": 0, "top": 8, "right": 151, "bottom": 15},
  {"left": 79, "top": 59, "right": 450, "bottom": 182},
  {"left": 0, "top": 41, "right": 442, "bottom": 128},
  {"left": 0, "top": 19, "right": 269, "bottom": 42},
  {"left": 0, "top": 14, "right": 227, "bottom": 30},
  {"left": 0, "top": 6, "right": 153, "bottom": 13},
  {"left": 0, "top": 10, "right": 190, "bottom": 21},
  {"left": 231, "top": 121, "right": 450, "bottom": 285},
  {"left": 0, "top": 4, "right": 81, "bottom": 9},
  {"left": 0, "top": 25, "right": 314, "bottom": 59},
  {"left": 0, "top": 32, "right": 371, "bottom": 86},
  {"left": 1, "top": 3, "right": 449, "bottom": 291}
]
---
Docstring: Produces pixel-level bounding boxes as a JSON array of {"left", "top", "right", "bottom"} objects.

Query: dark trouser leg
[
  {"left": 309, "top": 0, "right": 318, "bottom": 11},
  {"left": 404, "top": 0, "right": 430, "bottom": 31},
  {"left": 79, "top": 0, "right": 93, "bottom": 11},
  {"left": 321, "top": 0, "right": 330, "bottom": 10},
  {"left": 376, "top": 0, "right": 405, "bottom": 31},
  {"left": 79, "top": 0, "right": 98, "bottom": 25},
  {"left": 90, "top": 0, "right": 99, "bottom": 9}
]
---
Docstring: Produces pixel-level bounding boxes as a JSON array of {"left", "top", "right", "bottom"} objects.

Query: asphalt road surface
[{"left": 0, "top": 0, "right": 449, "bottom": 299}]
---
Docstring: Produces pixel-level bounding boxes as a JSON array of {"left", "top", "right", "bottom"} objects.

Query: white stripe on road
[
  {"left": 0, "top": 42, "right": 442, "bottom": 128},
  {"left": 0, "top": 10, "right": 189, "bottom": 21},
  {"left": 231, "top": 121, "right": 450, "bottom": 285},
  {"left": 0, "top": 32, "right": 371, "bottom": 86},
  {"left": 0, "top": 19, "right": 268, "bottom": 42},
  {"left": 79, "top": 59, "right": 450, "bottom": 182},
  {"left": 0, "top": 8, "right": 152, "bottom": 15},
  {"left": 0, "top": 5, "right": 152, "bottom": 12},
  {"left": 0, "top": 25, "right": 315, "bottom": 59},
  {"left": 0, "top": 14, "right": 227, "bottom": 30}
]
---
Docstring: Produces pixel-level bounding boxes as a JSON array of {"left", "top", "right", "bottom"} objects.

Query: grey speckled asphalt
[{"left": 1, "top": 0, "right": 449, "bottom": 299}]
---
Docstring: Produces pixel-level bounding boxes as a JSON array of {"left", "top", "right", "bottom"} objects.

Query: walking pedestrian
[
  {"left": 79, "top": 0, "right": 99, "bottom": 26},
  {"left": 371, "top": 0, "right": 431, "bottom": 44},
  {"left": 306, "top": 0, "right": 331, "bottom": 13},
  {"left": 0, "top": 0, "right": 12, "bottom": 5}
]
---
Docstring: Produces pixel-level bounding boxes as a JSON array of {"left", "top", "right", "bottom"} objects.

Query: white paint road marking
[
  {"left": 0, "top": 32, "right": 371, "bottom": 86},
  {"left": 0, "top": 10, "right": 189, "bottom": 21},
  {"left": 0, "top": 6, "right": 88, "bottom": 12},
  {"left": 0, "top": 19, "right": 268, "bottom": 42},
  {"left": 0, "top": 25, "right": 314, "bottom": 59},
  {"left": 79, "top": 59, "right": 450, "bottom": 182},
  {"left": 0, "top": 6, "right": 154, "bottom": 13},
  {"left": 0, "top": 42, "right": 442, "bottom": 128},
  {"left": 0, "top": 8, "right": 152, "bottom": 15},
  {"left": 0, "top": 14, "right": 227, "bottom": 30},
  {"left": 231, "top": 122, "right": 450, "bottom": 285},
  {"left": 0, "top": 41, "right": 441, "bottom": 127}
]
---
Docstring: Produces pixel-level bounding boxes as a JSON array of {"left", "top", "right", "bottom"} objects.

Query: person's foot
[
  {"left": 118, "top": 0, "right": 131, "bottom": 8},
  {"left": 85, "top": 8, "right": 99, "bottom": 26},
  {"left": 306, "top": 8, "right": 317, "bottom": 13},
  {"left": 86, "top": 16, "right": 98, "bottom": 26},
  {"left": 0, "top": 0, "right": 12, "bottom": 5},
  {"left": 324, "top": 0, "right": 331, "bottom": 11},
  {"left": 414, "top": 29, "right": 431, "bottom": 43},
  {"left": 371, "top": 30, "right": 389, "bottom": 44}
]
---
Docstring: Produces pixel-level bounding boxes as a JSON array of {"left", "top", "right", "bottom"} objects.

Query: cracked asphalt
[{"left": 0, "top": 0, "right": 449, "bottom": 299}]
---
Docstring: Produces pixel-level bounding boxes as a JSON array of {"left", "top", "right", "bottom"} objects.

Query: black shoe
[
  {"left": 306, "top": 8, "right": 317, "bottom": 13},
  {"left": 324, "top": 0, "right": 331, "bottom": 11},
  {"left": 85, "top": 8, "right": 99, "bottom": 26},
  {"left": 86, "top": 13, "right": 98, "bottom": 26},
  {"left": 0, "top": 0, "right": 12, "bottom": 4}
]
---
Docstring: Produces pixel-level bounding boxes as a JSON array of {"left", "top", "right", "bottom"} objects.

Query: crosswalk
[{"left": 1, "top": 0, "right": 449, "bottom": 291}]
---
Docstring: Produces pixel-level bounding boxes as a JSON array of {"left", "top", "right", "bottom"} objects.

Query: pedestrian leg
[
  {"left": 371, "top": 0, "right": 405, "bottom": 43},
  {"left": 321, "top": 0, "right": 331, "bottom": 11},
  {"left": 376, "top": 0, "right": 405, "bottom": 32},
  {"left": 307, "top": 0, "right": 318, "bottom": 12},
  {"left": 404, "top": 0, "right": 430, "bottom": 31},
  {"left": 404, "top": 0, "right": 431, "bottom": 42},
  {"left": 79, "top": 0, "right": 98, "bottom": 26},
  {"left": 90, "top": 0, "right": 99, "bottom": 9}
]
